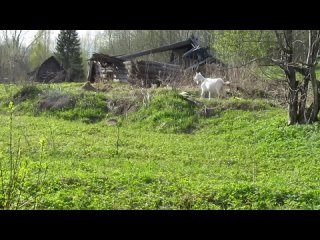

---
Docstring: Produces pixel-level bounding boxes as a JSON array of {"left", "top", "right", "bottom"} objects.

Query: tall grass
[
  {"left": 130, "top": 90, "right": 200, "bottom": 133},
  {"left": 1, "top": 83, "right": 320, "bottom": 209},
  {"left": 0, "top": 101, "right": 48, "bottom": 209}
]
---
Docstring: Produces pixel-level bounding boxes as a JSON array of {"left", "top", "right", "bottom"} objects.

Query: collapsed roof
[
  {"left": 28, "top": 56, "right": 67, "bottom": 83},
  {"left": 87, "top": 36, "right": 227, "bottom": 86}
]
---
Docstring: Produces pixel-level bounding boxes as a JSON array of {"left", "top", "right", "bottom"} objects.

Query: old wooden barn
[
  {"left": 87, "top": 35, "right": 226, "bottom": 87},
  {"left": 28, "top": 56, "right": 67, "bottom": 83}
]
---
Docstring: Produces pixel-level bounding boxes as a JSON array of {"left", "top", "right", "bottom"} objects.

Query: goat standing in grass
[{"left": 193, "top": 72, "right": 230, "bottom": 99}]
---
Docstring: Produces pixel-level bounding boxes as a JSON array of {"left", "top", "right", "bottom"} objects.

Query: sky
[{"left": 23, "top": 30, "right": 103, "bottom": 46}]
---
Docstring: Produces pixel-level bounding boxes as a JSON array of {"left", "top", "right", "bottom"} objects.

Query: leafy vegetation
[
  {"left": 29, "top": 30, "right": 52, "bottom": 69},
  {"left": 2, "top": 30, "right": 320, "bottom": 209},
  {"left": 212, "top": 30, "right": 275, "bottom": 64},
  {"left": 1, "top": 83, "right": 320, "bottom": 209},
  {"left": 130, "top": 90, "right": 200, "bottom": 133},
  {"left": 1, "top": 83, "right": 108, "bottom": 123}
]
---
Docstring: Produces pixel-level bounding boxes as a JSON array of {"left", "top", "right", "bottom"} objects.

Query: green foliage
[
  {"left": 55, "top": 30, "right": 84, "bottom": 81},
  {"left": 8, "top": 101, "right": 14, "bottom": 111},
  {"left": 1, "top": 106, "right": 320, "bottom": 209},
  {"left": 2, "top": 83, "right": 320, "bottom": 209},
  {"left": 54, "top": 92, "right": 108, "bottom": 123},
  {"left": 0, "top": 30, "right": 31, "bottom": 82},
  {"left": 29, "top": 30, "right": 52, "bottom": 69},
  {"left": 80, "top": 32, "right": 93, "bottom": 77},
  {"left": 212, "top": 30, "right": 275, "bottom": 64},
  {"left": 2, "top": 83, "right": 108, "bottom": 123},
  {"left": 36, "top": 87, "right": 108, "bottom": 123},
  {"left": 256, "top": 66, "right": 286, "bottom": 80},
  {"left": 80, "top": 49, "right": 89, "bottom": 80},
  {"left": 0, "top": 100, "right": 48, "bottom": 209},
  {"left": 201, "top": 97, "right": 273, "bottom": 112},
  {"left": 131, "top": 90, "right": 200, "bottom": 133},
  {"left": 12, "top": 85, "right": 42, "bottom": 103}
]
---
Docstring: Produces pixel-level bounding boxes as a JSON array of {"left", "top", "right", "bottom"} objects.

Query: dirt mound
[
  {"left": 13, "top": 85, "right": 42, "bottom": 103},
  {"left": 82, "top": 82, "right": 97, "bottom": 91},
  {"left": 97, "top": 84, "right": 112, "bottom": 92},
  {"left": 38, "top": 92, "right": 76, "bottom": 111},
  {"left": 106, "top": 118, "right": 118, "bottom": 125},
  {"left": 200, "top": 98, "right": 271, "bottom": 117},
  {"left": 107, "top": 98, "right": 137, "bottom": 115}
]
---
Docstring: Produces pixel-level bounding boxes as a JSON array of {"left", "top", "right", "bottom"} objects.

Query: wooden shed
[
  {"left": 28, "top": 56, "right": 67, "bottom": 83},
  {"left": 87, "top": 53, "right": 128, "bottom": 83},
  {"left": 87, "top": 35, "right": 226, "bottom": 87}
]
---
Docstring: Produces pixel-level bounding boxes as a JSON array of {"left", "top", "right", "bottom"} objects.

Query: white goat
[{"left": 193, "top": 72, "right": 230, "bottom": 99}]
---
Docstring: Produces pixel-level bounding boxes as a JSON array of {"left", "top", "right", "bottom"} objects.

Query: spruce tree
[{"left": 55, "top": 30, "right": 84, "bottom": 81}]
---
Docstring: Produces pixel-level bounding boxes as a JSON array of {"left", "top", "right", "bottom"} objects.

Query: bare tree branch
[
  {"left": 275, "top": 30, "right": 292, "bottom": 54},
  {"left": 223, "top": 57, "right": 266, "bottom": 69}
]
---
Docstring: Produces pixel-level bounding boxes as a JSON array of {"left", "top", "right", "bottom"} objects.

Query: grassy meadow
[{"left": 0, "top": 82, "right": 320, "bottom": 209}]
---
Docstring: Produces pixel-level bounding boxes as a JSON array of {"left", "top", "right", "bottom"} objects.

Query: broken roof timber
[
  {"left": 184, "top": 56, "right": 228, "bottom": 71},
  {"left": 117, "top": 38, "right": 197, "bottom": 61},
  {"left": 89, "top": 53, "right": 123, "bottom": 64}
]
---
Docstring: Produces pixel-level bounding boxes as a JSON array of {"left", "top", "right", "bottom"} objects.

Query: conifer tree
[{"left": 55, "top": 30, "right": 84, "bottom": 81}]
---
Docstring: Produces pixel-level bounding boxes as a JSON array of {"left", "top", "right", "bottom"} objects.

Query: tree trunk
[
  {"left": 306, "top": 30, "right": 320, "bottom": 123},
  {"left": 288, "top": 87, "right": 298, "bottom": 125},
  {"left": 298, "top": 77, "right": 309, "bottom": 123},
  {"left": 273, "top": 30, "right": 320, "bottom": 125},
  {"left": 308, "top": 68, "right": 319, "bottom": 123},
  {"left": 287, "top": 67, "right": 298, "bottom": 125}
]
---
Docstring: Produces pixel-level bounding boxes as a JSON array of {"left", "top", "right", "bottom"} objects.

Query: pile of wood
[
  {"left": 114, "top": 64, "right": 129, "bottom": 82},
  {"left": 90, "top": 53, "right": 123, "bottom": 64},
  {"left": 124, "top": 60, "right": 183, "bottom": 87},
  {"left": 88, "top": 53, "right": 128, "bottom": 83}
]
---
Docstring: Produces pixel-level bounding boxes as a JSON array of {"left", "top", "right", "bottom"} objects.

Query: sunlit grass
[{"left": 1, "top": 82, "right": 320, "bottom": 209}]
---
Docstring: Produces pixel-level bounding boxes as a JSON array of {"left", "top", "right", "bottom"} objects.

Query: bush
[
  {"left": 131, "top": 90, "right": 200, "bottom": 133},
  {"left": 38, "top": 91, "right": 76, "bottom": 111},
  {"left": 12, "top": 85, "right": 42, "bottom": 104}
]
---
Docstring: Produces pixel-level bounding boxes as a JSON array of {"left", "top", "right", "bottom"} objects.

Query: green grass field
[{"left": 1, "top": 82, "right": 320, "bottom": 209}]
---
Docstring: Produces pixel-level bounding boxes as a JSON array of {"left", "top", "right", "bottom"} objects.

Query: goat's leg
[
  {"left": 208, "top": 91, "right": 211, "bottom": 100},
  {"left": 220, "top": 87, "right": 225, "bottom": 98},
  {"left": 200, "top": 89, "right": 204, "bottom": 98}
]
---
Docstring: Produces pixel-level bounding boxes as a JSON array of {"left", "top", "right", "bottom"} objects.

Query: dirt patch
[
  {"left": 200, "top": 99, "right": 271, "bottom": 117},
  {"left": 97, "top": 84, "right": 112, "bottom": 92},
  {"left": 106, "top": 118, "right": 118, "bottom": 125},
  {"left": 107, "top": 98, "right": 137, "bottom": 115},
  {"left": 82, "top": 82, "right": 97, "bottom": 91},
  {"left": 38, "top": 92, "right": 76, "bottom": 111},
  {"left": 231, "top": 79, "right": 287, "bottom": 102},
  {"left": 93, "top": 82, "right": 113, "bottom": 92},
  {"left": 223, "top": 101, "right": 269, "bottom": 111}
]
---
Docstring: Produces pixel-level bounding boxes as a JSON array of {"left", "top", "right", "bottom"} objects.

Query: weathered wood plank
[{"left": 117, "top": 39, "right": 195, "bottom": 60}]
